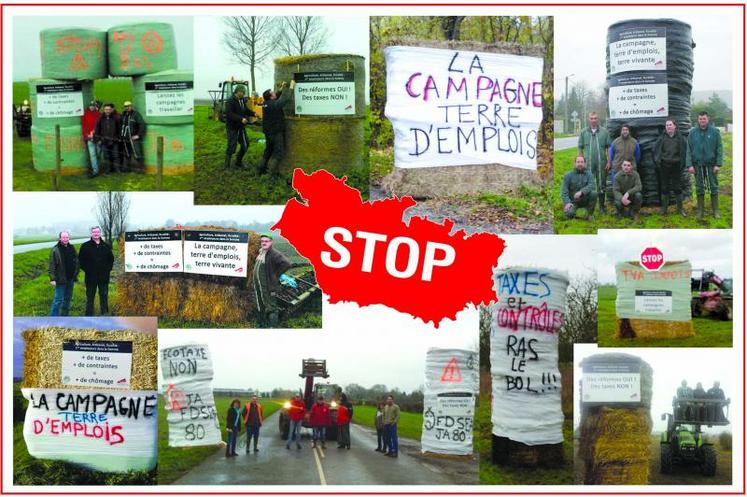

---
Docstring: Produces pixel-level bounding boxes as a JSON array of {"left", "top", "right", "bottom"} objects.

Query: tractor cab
[
  {"left": 209, "top": 79, "right": 251, "bottom": 122},
  {"left": 278, "top": 359, "right": 340, "bottom": 441}
]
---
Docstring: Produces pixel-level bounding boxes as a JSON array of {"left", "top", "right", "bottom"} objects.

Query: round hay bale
[
  {"left": 107, "top": 23, "right": 178, "bottom": 76},
  {"left": 491, "top": 435, "right": 564, "bottom": 467},
  {"left": 616, "top": 318, "right": 695, "bottom": 339},
  {"left": 282, "top": 116, "right": 365, "bottom": 175},
  {"left": 132, "top": 70, "right": 194, "bottom": 125},
  {"left": 142, "top": 123, "right": 193, "bottom": 174},
  {"left": 40, "top": 27, "right": 107, "bottom": 80},
  {"left": 29, "top": 78, "right": 93, "bottom": 128},
  {"left": 30, "top": 123, "right": 87, "bottom": 172}
]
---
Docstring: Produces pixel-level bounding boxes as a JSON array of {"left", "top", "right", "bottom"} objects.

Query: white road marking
[{"left": 312, "top": 445, "right": 327, "bottom": 485}]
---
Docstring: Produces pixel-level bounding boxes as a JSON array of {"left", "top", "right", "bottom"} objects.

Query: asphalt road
[
  {"left": 554, "top": 136, "right": 578, "bottom": 151},
  {"left": 171, "top": 412, "right": 476, "bottom": 486},
  {"left": 14, "top": 238, "right": 88, "bottom": 254}
]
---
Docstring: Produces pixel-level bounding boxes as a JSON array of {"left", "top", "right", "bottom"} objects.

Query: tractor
[
  {"left": 208, "top": 79, "right": 263, "bottom": 123},
  {"left": 13, "top": 101, "right": 32, "bottom": 137},
  {"left": 278, "top": 359, "right": 341, "bottom": 441},
  {"left": 691, "top": 269, "right": 733, "bottom": 321},
  {"left": 660, "top": 396, "right": 730, "bottom": 476}
]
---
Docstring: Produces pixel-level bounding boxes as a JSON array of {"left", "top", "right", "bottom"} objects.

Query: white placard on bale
[
  {"left": 608, "top": 72, "right": 668, "bottom": 119},
  {"left": 144, "top": 80, "right": 194, "bottom": 117},
  {"left": 34, "top": 82, "right": 85, "bottom": 118},
  {"left": 124, "top": 230, "right": 183, "bottom": 273},
  {"left": 160, "top": 344, "right": 221, "bottom": 447},
  {"left": 615, "top": 261, "right": 692, "bottom": 321},
  {"left": 581, "top": 361, "right": 642, "bottom": 404},
  {"left": 61, "top": 340, "right": 133, "bottom": 388},
  {"left": 293, "top": 72, "right": 355, "bottom": 115},
  {"left": 490, "top": 267, "right": 569, "bottom": 446},
  {"left": 183, "top": 230, "right": 249, "bottom": 278},
  {"left": 22, "top": 388, "right": 158, "bottom": 473},
  {"left": 608, "top": 25, "right": 667, "bottom": 74},
  {"left": 384, "top": 46, "right": 543, "bottom": 170}
]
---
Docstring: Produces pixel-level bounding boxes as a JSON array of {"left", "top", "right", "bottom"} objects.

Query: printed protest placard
[
  {"left": 183, "top": 230, "right": 249, "bottom": 278},
  {"left": 124, "top": 230, "right": 183, "bottom": 273},
  {"left": 609, "top": 25, "right": 667, "bottom": 74},
  {"left": 294, "top": 72, "right": 355, "bottom": 115},
  {"left": 61, "top": 340, "right": 133, "bottom": 388},
  {"left": 581, "top": 361, "right": 642, "bottom": 404},
  {"left": 34, "top": 82, "right": 85, "bottom": 118},
  {"left": 144, "top": 81, "right": 194, "bottom": 117},
  {"left": 384, "top": 46, "right": 543, "bottom": 170},
  {"left": 22, "top": 388, "right": 158, "bottom": 472},
  {"left": 608, "top": 73, "right": 668, "bottom": 119}
]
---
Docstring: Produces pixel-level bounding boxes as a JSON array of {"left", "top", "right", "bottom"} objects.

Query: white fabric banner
[
  {"left": 22, "top": 388, "right": 158, "bottom": 473},
  {"left": 490, "top": 267, "right": 568, "bottom": 445},
  {"left": 384, "top": 46, "right": 543, "bottom": 170}
]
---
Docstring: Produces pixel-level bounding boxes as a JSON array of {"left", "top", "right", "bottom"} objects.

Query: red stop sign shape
[{"left": 640, "top": 247, "right": 665, "bottom": 271}]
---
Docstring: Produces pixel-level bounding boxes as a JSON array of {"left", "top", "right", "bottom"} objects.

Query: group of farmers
[
  {"left": 82, "top": 100, "right": 146, "bottom": 177},
  {"left": 675, "top": 380, "right": 729, "bottom": 423},
  {"left": 561, "top": 111, "right": 723, "bottom": 221}
]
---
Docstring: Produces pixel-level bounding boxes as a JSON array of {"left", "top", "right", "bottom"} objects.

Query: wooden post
[
  {"left": 156, "top": 135, "right": 164, "bottom": 190},
  {"left": 53, "top": 124, "right": 61, "bottom": 191}
]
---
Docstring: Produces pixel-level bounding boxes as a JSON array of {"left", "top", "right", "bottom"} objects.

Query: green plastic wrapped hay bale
[
  {"left": 107, "top": 23, "right": 177, "bottom": 76},
  {"left": 31, "top": 124, "right": 87, "bottom": 172},
  {"left": 29, "top": 79, "right": 93, "bottom": 128},
  {"left": 133, "top": 70, "right": 194, "bottom": 124},
  {"left": 40, "top": 27, "right": 107, "bottom": 80},
  {"left": 143, "top": 124, "right": 193, "bottom": 174}
]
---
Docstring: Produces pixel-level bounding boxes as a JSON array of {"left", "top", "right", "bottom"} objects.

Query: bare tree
[
  {"left": 277, "top": 16, "right": 328, "bottom": 56},
  {"left": 438, "top": 16, "right": 466, "bottom": 40},
  {"left": 222, "top": 17, "right": 279, "bottom": 92},
  {"left": 558, "top": 276, "right": 598, "bottom": 363},
  {"left": 95, "top": 192, "right": 130, "bottom": 244}
]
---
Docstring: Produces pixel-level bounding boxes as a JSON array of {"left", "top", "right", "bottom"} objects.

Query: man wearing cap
[
  {"left": 261, "top": 80, "right": 295, "bottom": 179},
  {"left": 94, "top": 103, "right": 121, "bottom": 173},
  {"left": 253, "top": 233, "right": 293, "bottom": 328},
  {"left": 82, "top": 100, "right": 101, "bottom": 177},
  {"left": 120, "top": 101, "right": 145, "bottom": 173},
  {"left": 224, "top": 84, "right": 255, "bottom": 169}
]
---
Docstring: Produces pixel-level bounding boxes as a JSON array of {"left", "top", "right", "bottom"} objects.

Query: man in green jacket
[
  {"left": 561, "top": 156, "right": 597, "bottom": 220},
  {"left": 577, "top": 112, "right": 611, "bottom": 212},
  {"left": 687, "top": 111, "right": 723, "bottom": 220},
  {"left": 383, "top": 395, "right": 400, "bottom": 457},
  {"left": 613, "top": 160, "right": 643, "bottom": 221},
  {"left": 253, "top": 233, "right": 292, "bottom": 328},
  {"left": 654, "top": 119, "right": 688, "bottom": 217}
]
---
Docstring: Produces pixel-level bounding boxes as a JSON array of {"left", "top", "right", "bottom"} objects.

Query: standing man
[
  {"left": 48, "top": 231, "right": 79, "bottom": 316},
  {"left": 707, "top": 381, "right": 726, "bottom": 423},
  {"left": 687, "top": 111, "right": 723, "bottom": 220},
  {"left": 252, "top": 233, "right": 293, "bottom": 328},
  {"left": 654, "top": 119, "right": 688, "bottom": 217},
  {"left": 224, "top": 84, "right": 254, "bottom": 169},
  {"left": 120, "top": 101, "right": 145, "bottom": 173},
  {"left": 561, "top": 156, "right": 597, "bottom": 220},
  {"left": 692, "top": 382, "right": 708, "bottom": 422},
  {"left": 242, "top": 395, "right": 264, "bottom": 453},
  {"left": 94, "top": 103, "right": 121, "bottom": 174},
  {"left": 226, "top": 398, "right": 241, "bottom": 457},
  {"left": 612, "top": 160, "right": 643, "bottom": 221},
  {"left": 383, "top": 395, "right": 400, "bottom": 458},
  {"left": 261, "top": 80, "right": 295, "bottom": 178},
  {"left": 375, "top": 402, "right": 387, "bottom": 453},
  {"left": 82, "top": 100, "right": 101, "bottom": 177},
  {"left": 609, "top": 124, "right": 641, "bottom": 193},
  {"left": 676, "top": 380, "right": 694, "bottom": 420},
  {"left": 310, "top": 396, "right": 330, "bottom": 449},
  {"left": 286, "top": 394, "right": 304, "bottom": 450},
  {"left": 77, "top": 226, "right": 114, "bottom": 316},
  {"left": 578, "top": 112, "right": 611, "bottom": 212},
  {"left": 337, "top": 393, "right": 353, "bottom": 449}
]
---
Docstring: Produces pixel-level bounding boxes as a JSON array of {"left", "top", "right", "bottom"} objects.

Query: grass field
[
  {"left": 554, "top": 134, "right": 734, "bottom": 233},
  {"left": 13, "top": 80, "right": 193, "bottom": 192},
  {"left": 157, "top": 396, "right": 283, "bottom": 484},
  {"left": 350, "top": 404, "right": 423, "bottom": 442},
  {"left": 598, "top": 285, "right": 733, "bottom": 347},
  {"left": 193, "top": 105, "right": 369, "bottom": 205}
]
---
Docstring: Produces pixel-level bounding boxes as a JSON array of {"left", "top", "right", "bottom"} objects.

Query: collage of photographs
[{"left": 6, "top": 4, "right": 742, "bottom": 494}]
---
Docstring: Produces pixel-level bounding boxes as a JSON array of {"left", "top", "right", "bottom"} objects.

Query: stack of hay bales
[
  {"left": 578, "top": 353, "right": 654, "bottom": 485},
  {"left": 615, "top": 260, "right": 694, "bottom": 339},
  {"left": 108, "top": 23, "right": 193, "bottom": 174},
  {"left": 30, "top": 28, "right": 106, "bottom": 172},
  {"left": 115, "top": 227, "right": 260, "bottom": 323}
]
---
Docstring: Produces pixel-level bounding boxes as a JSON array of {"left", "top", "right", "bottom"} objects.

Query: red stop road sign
[{"left": 640, "top": 247, "right": 665, "bottom": 271}]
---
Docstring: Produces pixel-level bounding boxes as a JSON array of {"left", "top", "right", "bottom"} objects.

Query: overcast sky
[
  {"left": 596, "top": 229, "right": 733, "bottom": 284},
  {"left": 159, "top": 302, "right": 478, "bottom": 392},
  {"left": 498, "top": 234, "right": 596, "bottom": 283},
  {"left": 194, "top": 16, "right": 369, "bottom": 100},
  {"left": 555, "top": 10, "right": 735, "bottom": 93},
  {"left": 575, "top": 344, "right": 737, "bottom": 433},
  {"left": 13, "top": 16, "right": 194, "bottom": 80},
  {"left": 12, "top": 192, "right": 284, "bottom": 230}
]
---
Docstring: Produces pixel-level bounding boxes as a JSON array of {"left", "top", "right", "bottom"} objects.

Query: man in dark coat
[
  {"left": 687, "top": 111, "right": 723, "bottom": 219},
  {"left": 78, "top": 225, "right": 114, "bottom": 316},
  {"left": 260, "top": 80, "right": 295, "bottom": 178},
  {"left": 707, "top": 381, "right": 726, "bottom": 423},
  {"left": 94, "top": 103, "right": 121, "bottom": 173},
  {"left": 120, "top": 101, "right": 145, "bottom": 173},
  {"left": 252, "top": 233, "right": 293, "bottom": 328},
  {"left": 223, "top": 84, "right": 255, "bottom": 169},
  {"left": 48, "top": 231, "right": 79, "bottom": 316},
  {"left": 654, "top": 118, "right": 688, "bottom": 217}
]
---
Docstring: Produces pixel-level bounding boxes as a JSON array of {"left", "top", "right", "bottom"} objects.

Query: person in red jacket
[
  {"left": 310, "top": 396, "right": 330, "bottom": 449},
  {"left": 336, "top": 402, "right": 351, "bottom": 450},
  {"left": 286, "top": 394, "right": 304, "bottom": 450},
  {"left": 242, "top": 396, "right": 264, "bottom": 453},
  {"left": 81, "top": 100, "right": 101, "bottom": 177}
]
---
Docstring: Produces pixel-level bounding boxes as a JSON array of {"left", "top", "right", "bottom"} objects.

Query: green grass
[
  {"left": 554, "top": 133, "right": 734, "bottom": 233},
  {"left": 157, "top": 396, "right": 283, "bottom": 484},
  {"left": 598, "top": 285, "right": 733, "bottom": 347},
  {"left": 13, "top": 80, "right": 193, "bottom": 192},
  {"left": 350, "top": 404, "right": 423, "bottom": 441},
  {"left": 554, "top": 133, "right": 576, "bottom": 139},
  {"left": 193, "top": 105, "right": 369, "bottom": 205}
]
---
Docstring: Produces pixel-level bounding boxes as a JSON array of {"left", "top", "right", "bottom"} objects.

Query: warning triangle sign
[{"left": 440, "top": 357, "right": 463, "bottom": 383}]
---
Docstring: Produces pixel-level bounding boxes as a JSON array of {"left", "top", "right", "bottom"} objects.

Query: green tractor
[{"left": 660, "top": 397, "right": 730, "bottom": 476}]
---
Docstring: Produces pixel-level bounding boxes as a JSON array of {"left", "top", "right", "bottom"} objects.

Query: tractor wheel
[
  {"left": 691, "top": 300, "right": 703, "bottom": 318},
  {"left": 660, "top": 443, "right": 673, "bottom": 474},
  {"left": 701, "top": 445, "right": 717, "bottom": 476},
  {"left": 719, "top": 304, "right": 733, "bottom": 321}
]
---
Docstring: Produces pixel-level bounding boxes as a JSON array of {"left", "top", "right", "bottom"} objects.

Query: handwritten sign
[
  {"left": 22, "top": 388, "right": 158, "bottom": 472},
  {"left": 61, "top": 340, "right": 133, "bottom": 388},
  {"left": 608, "top": 73, "right": 668, "bottom": 119},
  {"left": 581, "top": 361, "right": 641, "bottom": 404},
  {"left": 615, "top": 261, "right": 691, "bottom": 321},
  {"left": 490, "top": 268, "right": 568, "bottom": 446},
  {"left": 384, "top": 46, "right": 543, "bottom": 170},
  {"left": 609, "top": 25, "right": 667, "bottom": 74},
  {"left": 183, "top": 230, "right": 249, "bottom": 278},
  {"left": 294, "top": 72, "right": 355, "bottom": 115},
  {"left": 34, "top": 83, "right": 84, "bottom": 118},
  {"left": 161, "top": 344, "right": 221, "bottom": 447},
  {"left": 144, "top": 80, "right": 194, "bottom": 117},
  {"left": 124, "top": 230, "right": 183, "bottom": 272}
]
